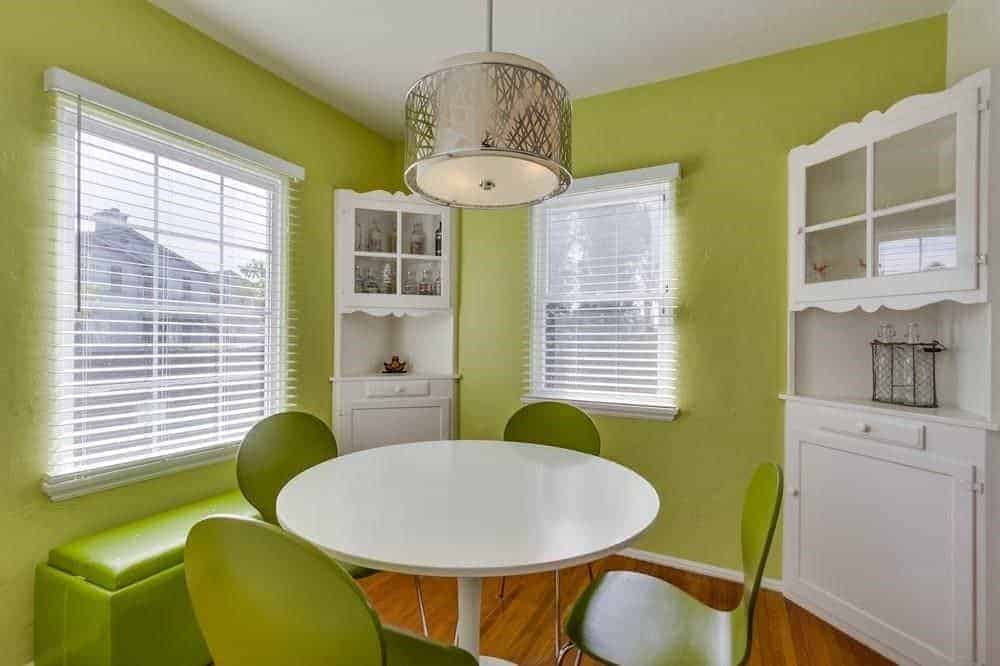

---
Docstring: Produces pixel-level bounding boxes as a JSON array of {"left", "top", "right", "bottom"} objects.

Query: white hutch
[
  {"left": 332, "top": 190, "right": 457, "bottom": 454},
  {"left": 782, "top": 69, "right": 999, "bottom": 666}
]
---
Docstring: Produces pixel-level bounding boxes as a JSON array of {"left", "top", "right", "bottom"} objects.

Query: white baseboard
[{"left": 618, "top": 547, "right": 783, "bottom": 592}]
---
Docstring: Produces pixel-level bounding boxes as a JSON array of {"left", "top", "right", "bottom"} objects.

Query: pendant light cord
[{"left": 486, "top": 0, "right": 494, "bottom": 52}]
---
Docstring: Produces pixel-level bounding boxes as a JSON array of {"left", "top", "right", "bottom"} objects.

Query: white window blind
[
  {"left": 45, "top": 72, "right": 301, "bottom": 500},
  {"left": 527, "top": 166, "right": 679, "bottom": 419}
]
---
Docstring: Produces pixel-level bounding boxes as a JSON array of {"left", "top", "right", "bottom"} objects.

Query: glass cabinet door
[
  {"left": 872, "top": 114, "right": 959, "bottom": 279},
  {"left": 793, "top": 78, "right": 980, "bottom": 305},
  {"left": 338, "top": 192, "right": 450, "bottom": 311}
]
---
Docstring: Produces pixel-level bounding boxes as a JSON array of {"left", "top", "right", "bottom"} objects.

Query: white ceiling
[{"left": 151, "top": 0, "right": 953, "bottom": 138}]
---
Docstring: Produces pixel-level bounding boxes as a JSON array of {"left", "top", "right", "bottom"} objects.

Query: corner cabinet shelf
[
  {"left": 332, "top": 190, "right": 457, "bottom": 454},
  {"left": 782, "top": 69, "right": 1000, "bottom": 666},
  {"left": 789, "top": 70, "right": 990, "bottom": 312}
]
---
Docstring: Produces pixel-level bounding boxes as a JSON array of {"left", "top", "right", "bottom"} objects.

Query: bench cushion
[{"left": 48, "top": 490, "right": 257, "bottom": 591}]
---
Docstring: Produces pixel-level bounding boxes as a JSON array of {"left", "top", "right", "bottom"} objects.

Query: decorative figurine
[{"left": 382, "top": 355, "right": 407, "bottom": 374}]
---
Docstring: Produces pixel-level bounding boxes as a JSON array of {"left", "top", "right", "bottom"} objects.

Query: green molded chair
[
  {"left": 236, "top": 411, "right": 428, "bottom": 635},
  {"left": 502, "top": 401, "right": 602, "bottom": 662},
  {"left": 185, "top": 516, "right": 476, "bottom": 666},
  {"left": 559, "top": 463, "right": 784, "bottom": 666}
]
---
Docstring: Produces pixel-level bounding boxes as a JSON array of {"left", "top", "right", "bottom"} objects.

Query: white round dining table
[{"left": 276, "top": 439, "right": 660, "bottom": 665}]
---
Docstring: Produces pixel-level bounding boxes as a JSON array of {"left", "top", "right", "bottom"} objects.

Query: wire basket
[{"left": 871, "top": 340, "right": 945, "bottom": 408}]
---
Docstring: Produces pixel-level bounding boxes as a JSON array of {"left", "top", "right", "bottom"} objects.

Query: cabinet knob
[
  {"left": 791, "top": 488, "right": 800, "bottom": 497},
  {"left": 857, "top": 422, "right": 870, "bottom": 433},
  {"left": 393, "top": 385, "right": 403, "bottom": 394}
]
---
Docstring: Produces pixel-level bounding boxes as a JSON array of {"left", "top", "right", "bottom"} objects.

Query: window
[
  {"left": 46, "top": 69, "right": 303, "bottom": 500},
  {"left": 526, "top": 165, "right": 680, "bottom": 420}
]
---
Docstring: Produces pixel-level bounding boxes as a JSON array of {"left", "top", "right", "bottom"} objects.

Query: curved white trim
[
  {"left": 338, "top": 306, "right": 451, "bottom": 317},
  {"left": 44, "top": 67, "right": 305, "bottom": 181},
  {"left": 791, "top": 68, "right": 990, "bottom": 159},
  {"left": 792, "top": 292, "right": 988, "bottom": 312}
]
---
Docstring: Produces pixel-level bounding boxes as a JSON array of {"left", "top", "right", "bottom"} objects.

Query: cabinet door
[
  {"left": 335, "top": 191, "right": 451, "bottom": 313},
  {"left": 343, "top": 398, "right": 451, "bottom": 453},
  {"left": 868, "top": 89, "right": 979, "bottom": 299},
  {"left": 791, "top": 78, "right": 984, "bottom": 308},
  {"left": 784, "top": 429, "right": 975, "bottom": 665}
]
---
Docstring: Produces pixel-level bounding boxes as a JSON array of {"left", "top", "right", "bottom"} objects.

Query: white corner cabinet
[
  {"left": 332, "top": 190, "right": 457, "bottom": 454},
  {"left": 789, "top": 70, "right": 990, "bottom": 312},
  {"left": 782, "top": 69, "right": 1000, "bottom": 666}
]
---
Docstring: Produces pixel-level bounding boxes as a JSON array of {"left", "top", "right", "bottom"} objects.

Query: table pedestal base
[{"left": 456, "top": 577, "right": 518, "bottom": 666}]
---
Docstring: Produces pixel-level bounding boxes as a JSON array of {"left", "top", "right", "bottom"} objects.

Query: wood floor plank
[{"left": 360, "top": 556, "right": 891, "bottom": 665}]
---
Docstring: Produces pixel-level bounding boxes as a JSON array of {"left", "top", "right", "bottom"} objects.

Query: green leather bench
[{"left": 35, "top": 490, "right": 257, "bottom": 666}]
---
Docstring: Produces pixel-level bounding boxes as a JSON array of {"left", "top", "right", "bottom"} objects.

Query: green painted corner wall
[
  {"left": 0, "top": 1, "right": 398, "bottom": 662},
  {"left": 458, "top": 16, "right": 948, "bottom": 577}
]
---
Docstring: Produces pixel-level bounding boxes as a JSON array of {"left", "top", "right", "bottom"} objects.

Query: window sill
[
  {"left": 43, "top": 444, "right": 238, "bottom": 502},
  {"left": 521, "top": 394, "right": 679, "bottom": 422}
]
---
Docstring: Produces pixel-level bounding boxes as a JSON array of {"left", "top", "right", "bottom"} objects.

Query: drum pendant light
[{"left": 403, "top": 0, "right": 572, "bottom": 208}]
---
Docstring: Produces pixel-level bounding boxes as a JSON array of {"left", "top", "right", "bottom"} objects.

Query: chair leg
[
  {"left": 414, "top": 576, "right": 428, "bottom": 637},
  {"left": 554, "top": 569, "right": 561, "bottom": 664},
  {"left": 557, "top": 641, "right": 576, "bottom": 666},
  {"left": 574, "top": 648, "right": 583, "bottom": 666},
  {"left": 587, "top": 562, "right": 595, "bottom": 582},
  {"left": 498, "top": 575, "right": 506, "bottom": 600}
]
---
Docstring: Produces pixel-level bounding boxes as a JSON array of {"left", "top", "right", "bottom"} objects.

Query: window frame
[
  {"left": 44, "top": 69, "right": 302, "bottom": 500},
  {"left": 524, "top": 164, "right": 680, "bottom": 421}
]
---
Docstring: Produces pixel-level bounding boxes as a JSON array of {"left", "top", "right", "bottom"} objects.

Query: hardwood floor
[{"left": 360, "top": 555, "right": 893, "bottom": 665}]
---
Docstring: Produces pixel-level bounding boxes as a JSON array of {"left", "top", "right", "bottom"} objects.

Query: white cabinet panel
[
  {"left": 343, "top": 397, "right": 451, "bottom": 453},
  {"left": 785, "top": 428, "right": 975, "bottom": 665}
]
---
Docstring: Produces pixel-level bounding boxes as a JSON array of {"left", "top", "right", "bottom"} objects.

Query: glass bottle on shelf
[
  {"left": 419, "top": 266, "right": 432, "bottom": 295},
  {"left": 363, "top": 267, "right": 379, "bottom": 293},
  {"left": 368, "top": 222, "right": 385, "bottom": 252},
  {"left": 404, "top": 270, "right": 416, "bottom": 295},
  {"left": 905, "top": 322, "right": 920, "bottom": 344},
  {"left": 433, "top": 271, "right": 441, "bottom": 296},
  {"left": 381, "top": 262, "right": 394, "bottom": 294},
  {"left": 411, "top": 222, "right": 426, "bottom": 255},
  {"left": 434, "top": 221, "right": 442, "bottom": 256},
  {"left": 354, "top": 264, "right": 363, "bottom": 293}
]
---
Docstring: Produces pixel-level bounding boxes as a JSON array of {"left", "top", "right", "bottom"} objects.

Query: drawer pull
[
  {"left": 393, "top": 386, "right": 404, "bottom": 394},
  {"left": 857, "top": 423, "right": 870, "bottom": 433}
]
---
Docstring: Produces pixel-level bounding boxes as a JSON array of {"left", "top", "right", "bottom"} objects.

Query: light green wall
[
  {"left": 0, "top": 1, "right": 397, "bottom": 661},
  {"left": 458, "top": 17, "right": 948, "bottom": 576}
]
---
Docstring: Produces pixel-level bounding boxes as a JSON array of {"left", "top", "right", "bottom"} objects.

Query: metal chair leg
[
  {"left": 557, "top": 641, "right": 576, "bottom": 666},
  {"left": 554, "top": 569, "right": 561, "bottom": 664},
  {"left": 414, "top": 575, "right": 428, "bottom": 637},
  {"left": 498, "top": 575, "right": 506, "bottom": 600},
  {"left": 574, "top": 648, "right": 583, "bottom": 666}
]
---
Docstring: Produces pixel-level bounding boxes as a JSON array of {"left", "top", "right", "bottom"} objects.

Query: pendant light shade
[{"left": 404, "top": 46, "right": 572, "bottom": 208}]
